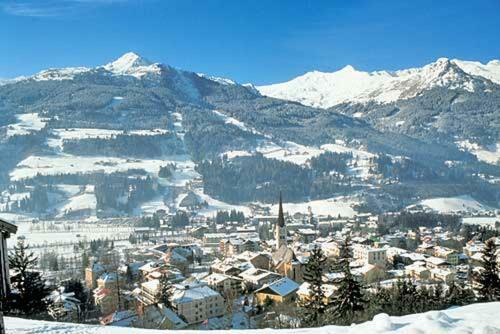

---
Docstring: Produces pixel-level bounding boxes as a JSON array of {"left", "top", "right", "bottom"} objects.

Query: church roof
[{"left": 272, "top": 245, "right": 297, "bottom": 266}]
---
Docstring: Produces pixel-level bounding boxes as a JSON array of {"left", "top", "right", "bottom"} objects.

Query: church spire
[{"left": 277, "top": 192, "right": 285, "bottom": 228}]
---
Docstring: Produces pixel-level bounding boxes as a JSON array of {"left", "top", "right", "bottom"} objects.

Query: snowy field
[
  {"left": 5, "top": 113, "right": 47, "bottom": 137},
  {"left": 6, "top": 302, "right": 500, "bottom": 334},
  {"left": 10, "top": 154, "right": 196, "bottom": 182},
  {"left": 418, "top": 195, "right": 492, "bottom": 213},
  {"left": 47, "top": 128, "right": 169, "bottom": 150},
  {"left": 1, "top": 213, "right": 134, "bottom": 248},
  {"left": 270, "top": 196, "right": 359, "bottom": 218},
  {"left": 462, "top": 216, "right": 500, "bottom": 228}
]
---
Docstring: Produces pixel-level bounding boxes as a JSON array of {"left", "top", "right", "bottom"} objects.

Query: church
[{"left": 271, "top": 193, "right": 304, "bottom": 283}]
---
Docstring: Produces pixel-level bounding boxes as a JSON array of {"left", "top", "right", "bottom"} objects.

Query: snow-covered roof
[
  {"left": 256, "top": 277, "right": 299, "bottom": 297},
  {"left": 171, "top": 286, "right": 220, "bottom": 304}
]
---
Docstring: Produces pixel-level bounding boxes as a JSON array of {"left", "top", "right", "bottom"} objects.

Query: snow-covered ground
[
  {"left": 5, "top": 113, "right": 47, "bottom": 137},
  {"left": 4, "top": 218, "right": 134, "bottom": 248},
  {"left": 192, "top": 189, "right": 253, "bottom": 217},
  {"left": 418, "top": 195, "right": 492, "bottom": 213},
  {"left": 456, "top": 140, "right": 500, "bottom": 165},
  {"left": 10, "top": 154, "right": 195, "bottom": 182},
  {"left": 462, "top": 216, "right": 500, "bottom": 228},
  {"left": 270, "top": 196, "right": 359, "bottom": 218},
  {"left": 5, "top": 302, "right": 500, "bottom": 334},
  {"left": 55, "top": 185, "right": 96, "bottom": 218}
]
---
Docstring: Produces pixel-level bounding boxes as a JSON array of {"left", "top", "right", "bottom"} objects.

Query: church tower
[{"left": 275, "top": 192, "right": 287, "bottom": 249}]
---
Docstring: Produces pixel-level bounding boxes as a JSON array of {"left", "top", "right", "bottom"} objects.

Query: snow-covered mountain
[
  {"left": 257, "top": 58, "right": 500, "bottom": 108},
  {"left": 0, "top": 52, "right": 498, "bottom": 219},
  {"left": 3, "top": 52, "right": 165, "bottom": 83},
  {"left": 6, "top": 302, "right": 500, "bottom": 333},
  {"left": 101, "top": 52, "right": 163, "bottom": 78}
]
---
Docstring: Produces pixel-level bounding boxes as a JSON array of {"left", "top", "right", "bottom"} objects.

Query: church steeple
[
  {"left": 277, "top": 191, "right": 285, "bottom": 228},
  {"left": 275, "top": 192, "right": 287, "bottom": 249}
]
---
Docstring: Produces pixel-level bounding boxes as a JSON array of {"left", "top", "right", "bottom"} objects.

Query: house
[
  {"left": 47, "top": 287, "right": 81, "bottom": 322},
  {"left": 94, "top": 287, "right": 118, "bottom": 316},
  {"left": 295, "top": 228, "right": 317, "bottom": 244},
  {"left": 85, "top": 262, "right": 105, "bottom": 289},
  {"left": 430, "top": 268, "right": 456, "bottom": 284},
  {"left": 138, "top": 279, "right": 161, "bottom": 306},
  {"left": 203, "top": 233, "right": 227, "bottom": 247},
  {"left": 219, "top": 238, "right": 260, "bottom": 257},
  {"left": 235, "top": 251, "right": 271, "bottom": 270},
  {"left": 297, "top": 282, "right": 336, "bottom": 304},
  {"left": 100, "top": 310, "right": 138, "bottom": 327},
  {"left": 405, "top": 263, "right": 431, "bottom": 281},
  {"left": 93, "top": 272, "right": 123, "bottom": 316},
  {"left": 203, "top": 273, "right": 243, "bottom": 297},
  {"left": 140, "top": 303, "right": 188, "bottom": 330},
  {"left": 170, "top": 285, "right": 225, "bottom": 325},
  {"left": 255, "top": 277, "right": 299, "bottom": 305},
  {"left": 433, "top": 246, "right": 459, "bottom": 265},
  {"left": 238, "top": 268, "right": 282, "bottom": 290},
  {"left": 353, "top": 245, "right": 387, "bottom": 267},
  {"left": 352, "top": 264, "right": 386, "bottom": 283},
  {"left": 425, "top": 257, "right": 450, "bottom": 269}
]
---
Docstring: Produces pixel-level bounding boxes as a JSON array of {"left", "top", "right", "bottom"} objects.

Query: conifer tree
[
  {"left": 300, "top": 245, "right": 327, "bottom": 327},
  {"left": 475, "top": 238, "right": 500, "bottom": 301},
  {"left": 327, "top": 236, "right": 366, "bottom": 325},
  {"left": 7, "top": 240, "right": 51, "bottom": 316},
  {"left": 445, "top": 281, "right": 475, "bottom": 307}
]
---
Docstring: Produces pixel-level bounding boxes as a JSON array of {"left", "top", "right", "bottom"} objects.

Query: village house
[
  {"left": 93, "top": 272, "right": 123, "bottom": 316},
  {"left": 85, "top": 262, "right": 106, "bottom": 289},
  {"left": 170, "top": 284, "right": 225, "bottom": 325},
  {"left": 255, "top": 277, "right": 299, "bottom": 305},
  {"left": 433, "top": 246, "right": 459, "bottom": 265},
  {"left": 203, "top": 273, "right": 244, "bottom": 297},
  {"left": 353, "top": 244, "right": 387, "bottom": 267},
  {"left": 219, "top": 237, "right": 260, "bottom": 257},
  {"left": 297, "top": 282, "right": 336, "bottom": 304},
  {"left": 139, "top": 303, "right": 188, "bottom": 330},
  {"left": 238, "top": 268, "right": 282, "bottom": 290}
]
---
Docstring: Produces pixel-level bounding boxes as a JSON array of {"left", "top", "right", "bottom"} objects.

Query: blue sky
[{"left": 1, "top": 0, "right": 499, "bottom": 85}]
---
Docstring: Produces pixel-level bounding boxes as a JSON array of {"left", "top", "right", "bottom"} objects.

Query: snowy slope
[
  {"left": 257, "top": 58, "right": 500, "bottom": 108},
  {"left": 418, "top": 195, "right": 491, "bottom": 213},
  {"left": 6, "top": 302, "right": 500, "bottom": 334}
]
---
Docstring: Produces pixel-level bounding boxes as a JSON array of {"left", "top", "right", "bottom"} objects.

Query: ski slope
[{"left": 5, "top": 302, "right": 500, "bottom": 333}]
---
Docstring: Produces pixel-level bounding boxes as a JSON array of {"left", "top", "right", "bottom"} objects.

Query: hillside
[
  {"left": 6, "top": 302, "right": 500, "bottom": 333},
  {"left": 0, "top": 53, "right": 498, "bottom": 219}
]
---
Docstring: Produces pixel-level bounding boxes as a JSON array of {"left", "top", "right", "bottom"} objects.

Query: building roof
[
  {"left": 171, "top": 285, "right": 220, "bottom": 304},
  {"left": 297, "top": 282, "right": 336, "bottom": 298},
  {"left": 0, "top": 218, "right": 17, "bottom": 234},
  {"left": 256, "top": 277, "right": 299, "bottom": 297}
]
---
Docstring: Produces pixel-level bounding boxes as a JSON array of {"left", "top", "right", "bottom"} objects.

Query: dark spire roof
[{"left": 277, "top": 192, "right": 285, "bottom": 228}]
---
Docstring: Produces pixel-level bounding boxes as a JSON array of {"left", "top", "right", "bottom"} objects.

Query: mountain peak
[{"left": 103, "top": 52, "right": 152, "bottom": 74}]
